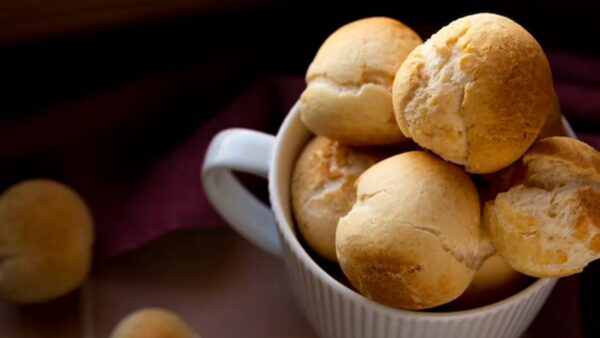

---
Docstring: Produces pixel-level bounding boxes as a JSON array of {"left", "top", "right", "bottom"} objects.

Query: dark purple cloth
[
  {"left": 91, "top": 76, "right": 304, "bottom": 257},
  {"left": 1, "top": 53, "right": 599, "bottom": 258}
]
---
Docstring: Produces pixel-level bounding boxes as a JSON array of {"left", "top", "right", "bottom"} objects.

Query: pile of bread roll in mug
[{"left": 291, "top": 13, "right": 600, "bottom": 311}]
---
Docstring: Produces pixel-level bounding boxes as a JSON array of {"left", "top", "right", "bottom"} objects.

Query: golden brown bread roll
[
  {"left": 292, "top": 137, "right": 377, "bottom": 261},
  {"left": 300, "top": 17, "right": 422, "bottom": 145},
  {"left": 450, "top": 229, "right": 528, "bottom": 309},
  {"left": 0, "top": 179, "right": 93, "bottom": 303},
  {"left": 485, "top": 137, "right": 600, "bottom": 277},
  {"left": 111, "top": 308, "right": 199, "bottom": 338},
  {"left": 336, "top": 151, "right": 480, "bottom": 309},
  {"left": 393, "top": 13, "right": 554, "bottom": 173}
]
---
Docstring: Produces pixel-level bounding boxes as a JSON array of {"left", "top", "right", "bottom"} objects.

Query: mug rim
[{"left": 269, "top": 101, "right": 556, "bottom": 319}]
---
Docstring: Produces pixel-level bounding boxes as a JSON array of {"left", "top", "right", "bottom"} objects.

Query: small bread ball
[
  {"left": 485, "top": 137, "right": 600, "bottom": 277},
  {"left": 393, "top": 13, "right": 554, "bottom": 173},
  {"left": 111, "top": 308, "right": 199, "bottom": 338},
  {"left": 450, "top": 230, "right": 528, "bottom": 309},
  {"left": 336, "top": 151, "right": 480, "bottom": 309},
  {"left": 0, "top": 179, "right": 93, "bottom": 303},
  {"left": 292, "top": 137, "right": 378, "bottom": 262},
  {"left": 300, "top": 17, "right": 422, "bottom": 145}
]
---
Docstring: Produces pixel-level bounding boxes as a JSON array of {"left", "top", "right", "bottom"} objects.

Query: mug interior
[{"left": 268, "top": 102, "right": 554, "bottom": 317}]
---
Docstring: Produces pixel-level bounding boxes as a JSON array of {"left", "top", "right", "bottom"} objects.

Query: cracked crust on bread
[
  {"left": 300, "top": 17, "right": 422, "bottom": 145},
  {"left": 336, "top": 151, "right": 480, "bottom": 309},
  {"left": 393, "top": 13, "right": 554, "bottom": 173},
  {"left": 485, "top": 137, "right": 600, "bottom": 277},
  {"left": 292, "top": 137, "right": 378, "bottom": 262}
]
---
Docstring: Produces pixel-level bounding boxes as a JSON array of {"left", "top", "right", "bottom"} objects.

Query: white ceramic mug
[{"left": 202, "top": 102, "right": 572, "bottom": 338}]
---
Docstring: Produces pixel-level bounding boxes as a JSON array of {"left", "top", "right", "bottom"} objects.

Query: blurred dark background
[
  {"left": 1, "top": 0, "right": 599, "bottom": 162},
  {"left": 2, "top": 0, "right": 599, "bottom": 176},
  {"left": 2, "top": 0, "right": 600, "bottom": 120},
  {"left": 1, "top": 1, "right": 599, "bottom": 337}
]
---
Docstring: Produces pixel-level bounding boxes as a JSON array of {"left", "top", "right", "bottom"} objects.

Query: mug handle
[{"left": 202, "top": 128, "right": 281, "bottom": 256}]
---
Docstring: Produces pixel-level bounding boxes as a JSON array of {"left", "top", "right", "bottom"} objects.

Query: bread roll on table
[
  {"left": 0, "top": 179, "right": 93, "bottom": 303},
  {"left": 292, "top": 137, "right": 377, "bottom": 262},
  {"left": 485, "top": 137, "right": 600, "bottom": 277},
  {"left": 300, "top": 17, "right": 422, "bottom": 145},
  {"left": 111, "top": 308, "right": 199, "bottom": 338},
  {"left": 393, "top": 13, "right": 554, "bottom": 173},
  {"left": 336, "top": 151, "right": 480, "bottom": 309}
]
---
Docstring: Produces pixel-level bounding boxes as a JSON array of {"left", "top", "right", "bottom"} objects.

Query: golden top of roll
[
  {"left": 111, "top": 308, "right": 199, "bottom": 338},
  {"left": 485, "top": 137, "right": 600, "bottom": 277},
  {"left": 307, "top": 17, "right": 422, "bottom": 89},
  {"left": 0, "top": 179, "right": 93, "bottom": 303},
  {"left": 393, "top": 13, "right": 554, "bottom": 173},
  {"left": 524, "top": 136, "right": 600, "bottom": 187},
  {"left": 292, "top": 137, "right": 377, "bottom": 262},
  {"left": 301, "top": 17, "right": 422, "bottom": 145},
  {"left": 336, "top": 151, "right": 480, "bottom": 309}
]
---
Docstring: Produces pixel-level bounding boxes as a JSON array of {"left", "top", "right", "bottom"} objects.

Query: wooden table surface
[{"left": 0, "top": 227, "right": 584, "bottom": 337}]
